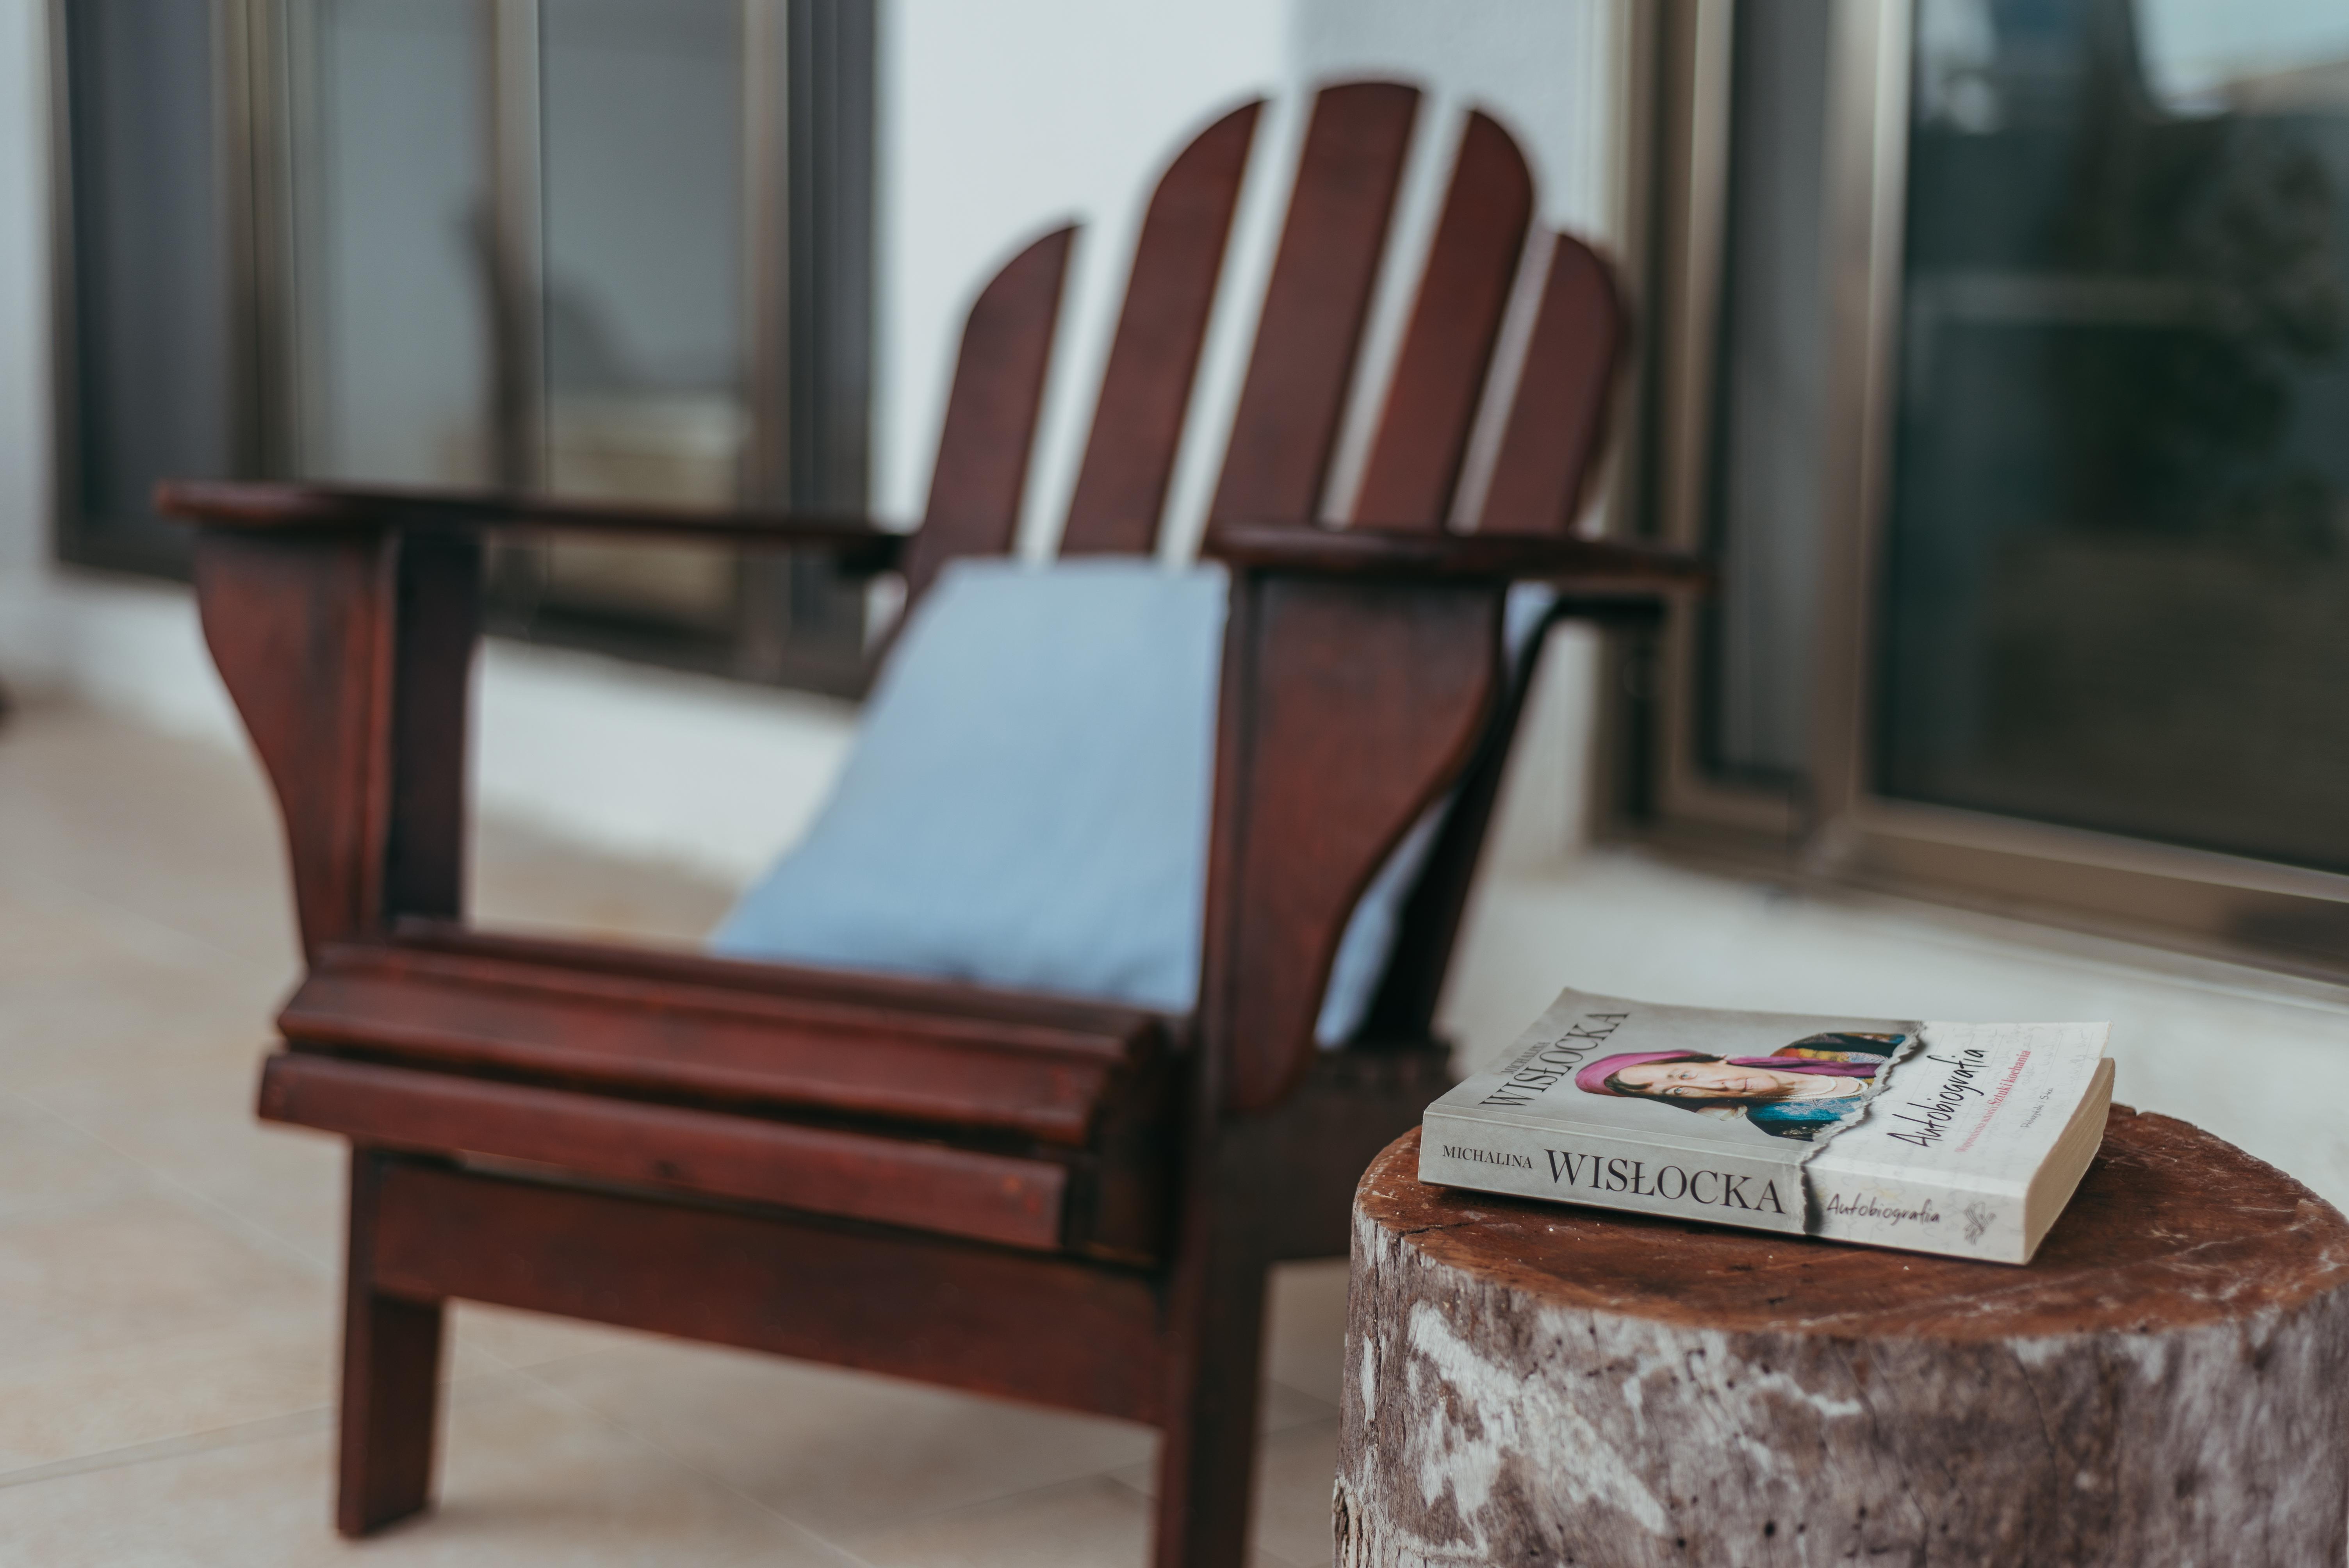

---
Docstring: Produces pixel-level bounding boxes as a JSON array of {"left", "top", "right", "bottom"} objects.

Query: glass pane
[
  {"left": 537, "top": 0, "right": 746, "bottom": 627},
  {"left": 1704, "top": 0, "right": 1836, "bottom": 782},
  {"left": 1880, "top": 0, "right": 2349, "bottom": 870},
  {"left": 61, "top": 0, "right": 233, "bottom": 572},
  {"left": 296, "top": 0, "right": 494, "bottom": 486}
]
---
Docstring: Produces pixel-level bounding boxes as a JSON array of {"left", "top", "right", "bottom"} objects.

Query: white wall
[
  {"left": 871, "top": 0, "right": 1636, "bottom": 862},
  {"left": 873, "top": 0, "right": 1634, "bottom": 540},
  {"left": 1289, "top": 0, "right": 1627, "bottom": 234},
  {"left": 473, "top": 640, "right": 851, "bottom": 882},
  {"left": 0, "top": 0, "right": 1636, "bottom": 883},
  {"left": 0, "top": 0, "right": 46, "bottom": 583},
  {"left": 873, "top": 0, "right": 1286, "bottom": 530},
  {"left": 0, "top": 0, "right": 239, "bottom": 737},
  {"left": 0, "top": 0, "right": 84, "bottom": 714}
]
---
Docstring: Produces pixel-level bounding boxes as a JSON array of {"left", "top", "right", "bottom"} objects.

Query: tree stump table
[{"left": 1337, "top": 1108, "right": 2349, "bottom": 1566}]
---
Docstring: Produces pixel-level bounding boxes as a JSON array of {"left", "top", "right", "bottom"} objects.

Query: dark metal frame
[
  {"left": 46, "top": 0, "right": 878, "bottom": 694},
  {"left": 1637, "top": 0, "right": 2349, "bottom": 983},
  {"left": 732, "top": 0, "right": 874, "bottom": 690}
]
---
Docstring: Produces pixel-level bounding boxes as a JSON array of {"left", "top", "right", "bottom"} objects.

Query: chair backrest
[
  {"left": 900, "top": 80, "right": 1625, "bottom": 1112},
  {"left": 900, "top": 80, "right": 1621, "bottom": 596}
]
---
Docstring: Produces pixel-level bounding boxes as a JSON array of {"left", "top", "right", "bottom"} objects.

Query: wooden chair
[{"left": 160, "top": 82, "right": 1700, "bottom": 1566}]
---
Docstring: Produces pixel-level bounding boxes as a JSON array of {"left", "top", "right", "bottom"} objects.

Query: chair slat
[
  {"left": 262, "top": 1052, "right": 1073, "bottom": 1253},
  {"left": 1350, "top": 111, "right": 1533, "bottom": 530},
  {"left": 1061, "top": 102, "right": 1262, "bottom": 556},
  {"left": 900, "top": 225, "right": 1076, "bottom": 602},
  {"left": 1211, "top": 82, "right": 1420, "bottom": 526},
  {"left": 369, "top": 1161, "right": 1170, "bottom": 1424},
  {"left": 1472, "top": 232, "right": 1622, "bottom": 535}
]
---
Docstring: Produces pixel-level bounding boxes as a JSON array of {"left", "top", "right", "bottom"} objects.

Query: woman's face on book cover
[{"left": 1614, "top": 1058, "right": 1815, "bottom": 1101}]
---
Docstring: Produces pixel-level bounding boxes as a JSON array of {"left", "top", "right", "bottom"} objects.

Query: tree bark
[{"left": 1338, "top": 1108, "right": 2349, "bottom": 1567}]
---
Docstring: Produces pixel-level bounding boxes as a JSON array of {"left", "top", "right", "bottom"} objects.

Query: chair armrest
[
  {"left": 1203, "top": 522, "right": 1709, "bottom": 593},
  {"left": 1196, "top": 524, "right": 1704, "bottom": 1116},
  {"left": 155, "top": 480, "right": 907, "bottom": 575}
]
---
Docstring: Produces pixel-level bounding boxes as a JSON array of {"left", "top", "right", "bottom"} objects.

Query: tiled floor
[
  {"left": 0, "top": 705, "right": 1344, "bottom": 1566},
  {"left": 5, "top": 700, "right": 2346, "bottom": 1565}
]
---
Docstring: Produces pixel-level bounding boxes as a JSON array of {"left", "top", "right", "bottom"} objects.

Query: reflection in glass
[
  {"left": 1704, "top": 0, "right": 1835, "bottom": 783},
  {"left": 534, "top": 0, "right": 745, "bottom": 631},
  {"left": 1880, "top": 0, "right": 2349, "bottom": 870},
  {"left": 60, "top": 0, "right": 232, "bottom": 572},
  {"left": 298, "top": 0, "right": 493, "bottom": 486}
]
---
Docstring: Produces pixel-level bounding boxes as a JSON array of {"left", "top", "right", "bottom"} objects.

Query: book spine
[
  {"left": 1419, "top": 1110, "right": 1807, "bottom": 1235},
  {"left": 1804, "top": 1161, "right": 2027, "bottom": 1263}
]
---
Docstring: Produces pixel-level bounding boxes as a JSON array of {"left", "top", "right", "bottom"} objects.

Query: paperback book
[{"left": 1419, "top": 989, "right": 2114, "bottom": 1264}]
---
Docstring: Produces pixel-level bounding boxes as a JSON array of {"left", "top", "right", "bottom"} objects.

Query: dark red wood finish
[
  {"left": 1206, "top": 520, "right": 1710, "bottom": 586},
  {"left": 166, "top": 81, "right": 1700, "bottom": 1567},
  {"left": 280, "top": 940, "right": 1160, "bottom": 1144},
  {"left": 1199, "top": 576, "right": 1501, "bottom": 1114},
  {"left": 1474, "top": 232, "right": 1625, "bottom": 535},
  {"left": 339, "top": 1149, "right": 446, "bottom": 1536},
  {"left": 899, "top": 225, "right": 1076, "bottom": 603},
  {"left": 386, "top": 916, "right": 1179, "bottom": 1035},
  {"left": 192, "top": 529, "right": 402, "bottom": 958},
  {"left": 369, "top": 1158, "right": 1171, "bottom": 1422},
  {"left": 1351, "top": 112, "right": 1533, "bottom": 530},
  {"left": 381, "top": 532, "right": 479, "bottom": 922},
  {"left": 1211, "top": 82, "right": 1420, "bottom": 526},
  {"left": 264, "top": 1053, "right": 1072, "bottom": 1251},
  {"left": 157, "top": 478, "right": 905, "bottom": 570},
  {"left": 1062, "top": 101, "right": 1262, "bottom": 555}
]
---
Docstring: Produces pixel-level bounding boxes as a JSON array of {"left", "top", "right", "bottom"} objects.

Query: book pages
[{"left": 1808, "top": 1022, "right": 2112, "bottom": 1258}]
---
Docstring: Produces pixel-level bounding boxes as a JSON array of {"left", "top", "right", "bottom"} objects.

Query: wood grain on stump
[{"left": 1338, "top": 1108, "right": 2349, "bottom": 1567}]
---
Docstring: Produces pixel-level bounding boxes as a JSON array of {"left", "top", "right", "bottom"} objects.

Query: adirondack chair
[{"left": 160, "top": 82, "right": 1700, "bottom": 1566}]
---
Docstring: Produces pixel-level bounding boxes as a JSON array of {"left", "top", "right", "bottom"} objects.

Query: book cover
[{"left": 1418, "top": 989, "right": 2112, "bottom": 1263}]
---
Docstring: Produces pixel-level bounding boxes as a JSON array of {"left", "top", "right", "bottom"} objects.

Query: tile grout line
[
  {"left": 859, "top": 1469, "right": 1173, "bottom": 1551},
  {"left": 0, "top": 1405, "right": 336, "bottom": 1495},
  {"left": 0, "top": 1365, "right": 544, "bottom": 1499},
  {"left": 2, "top": 1085, "right": 340, "bottom": 1281},
  {"left": 1101, "top": 1407, "right": 1344, "bottom": 1559},
  {"left": 479, "top": 1352, "right": 1355, "bottom": 1554},
  {"left": 1262, "top": 1377, "right": 1342, "bottom": 1431},
  {"left": 1092, "top": 1472, "right": 1323, "bottom": 1568},
  {"left": 501, "top": 1357, "right": 884, "bottom": 1567},
  {"left": 0, "top": 710, "right": 1339, "bottom": 1560},
  {"left": 481, "top": 1353, "right": 1339, "bottom": 1557},
  {"left": 0, "top": 859, "right": 291, "bottom": 978}
]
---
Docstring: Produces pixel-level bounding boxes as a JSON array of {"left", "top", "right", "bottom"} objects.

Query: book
[{"left": 1418, "top": 989, "right": 2115, "bottom": 1264}]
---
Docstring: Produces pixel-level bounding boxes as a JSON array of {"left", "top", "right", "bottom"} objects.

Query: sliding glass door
[
  {"left": 54, "top": 0, "right": 873, "bottom": 691},
  {"left": 55, "top": 0, "right": 239, "bottom": 575},
  {"left": 292, "top": 0, "right": 493, "bottom": 489},
  {"left": 1880, "top": 0, "right": 2349, "bottom": 872},
  {"left": 1653, "top": 0, "right": 2349, "bottom": 964}
]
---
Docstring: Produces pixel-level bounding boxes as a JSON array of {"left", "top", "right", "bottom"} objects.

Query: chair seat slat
[
  {"left": 260, "top": 1052, "right": 1073, "bottom": 1251},
  {"left": 280, "top": 945, "right": 1160, "bottom": 1144}
]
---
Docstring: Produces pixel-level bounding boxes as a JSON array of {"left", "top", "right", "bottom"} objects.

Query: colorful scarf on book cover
[{"left": 1576, "top": 1032, "right": 1909, "bottom": 1142}]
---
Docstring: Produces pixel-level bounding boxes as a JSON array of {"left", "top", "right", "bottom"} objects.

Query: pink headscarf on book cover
[{"left": 1575, "top": 1049, "right": 1885, "bottom": 1096}]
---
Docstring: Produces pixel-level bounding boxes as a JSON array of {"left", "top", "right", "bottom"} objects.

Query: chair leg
[
  {"left": 1152, "top": 1238, "right": 1270, "bottom": 1568},
  {"left": 336, "top": 1149, "right": 446, "bottom": 1538}
]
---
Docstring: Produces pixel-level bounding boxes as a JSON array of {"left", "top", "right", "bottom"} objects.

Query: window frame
[
  {"left": 47, "top": 0, "right": 876, "bottom": 696},
  {"left": 1636, "top": 0, "right": 2349, "bottom": 980}
]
